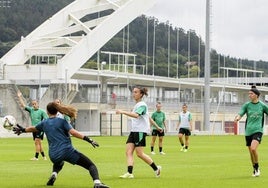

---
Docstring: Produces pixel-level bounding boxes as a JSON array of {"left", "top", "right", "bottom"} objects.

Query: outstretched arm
[
  {"left": 17, "top": 91, "right": 26, "bottom": 109},
  {"left": 116, "top": 109, "right": 139, "bottom": 118},
  {"left": 69, "top": 128, "right": 84, "bottom": 139},
  {"left": 69, "top": 128, "right": 99, "bottom": 148},
  {"left": 13, "top": 124, "right": 38, "bottom": 135}
]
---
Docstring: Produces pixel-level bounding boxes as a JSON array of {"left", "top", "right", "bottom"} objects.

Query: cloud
[{"left": 146, "top": 0, "right": 268, "bottom": 61}]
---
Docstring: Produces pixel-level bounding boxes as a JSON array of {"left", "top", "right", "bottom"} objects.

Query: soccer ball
[{"left": 2, "top": 115, "right": 17, "bottom": 130}]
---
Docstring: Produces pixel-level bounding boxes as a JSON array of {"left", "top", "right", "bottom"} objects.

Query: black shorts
[
  {"left": 179, "top": 128, "right": 191, "bottom": 136},
  {"left": 126, "top": 132, "right": 147, "bottom": 147},
  {"left": 245, "top": 132, "right": 262, "bottom": 146},
  {"left": 152, "top": 129, "right": 165, "bottom": 137},
  {"left": 32, "top": 131, "right": 44, "bottom": 140}
]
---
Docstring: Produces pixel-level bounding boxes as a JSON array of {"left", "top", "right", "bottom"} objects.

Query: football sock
[
  {"left": 181, "top": 143, "right": 184, "bottom": 147},
  {"left": 41, "top": 151, "right": 45, "bottom": 157},
  {"left": 159, "top": 147, "right": 162, "bottom": 152},
  {"left": 150, "top": 162, "right": 158, "bottom": 171},
  {"left": 127, "top": 166, "right": 133, "bottom": 174},
  {"left": 35, "top": 152, "right": 39, "bottom": 158},
  {"left": 254, "top": 163, "right": 259, "bottom": 170},
  {"left": 185, "top": 146, "right": 188, "bottom": 149},
  {"left": 151, "top": 146, "right": 154, "bottom": 152}
]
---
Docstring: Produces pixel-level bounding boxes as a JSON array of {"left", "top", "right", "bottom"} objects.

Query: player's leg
[
  {"left": 135, "top": 146, "right": 161, "bottom": 177},
  {"left": 76, "top": 153, "right": 109, "bottom": 187},
  {"left": 159, "top": 131, "right": 165, "bottom": 154},
  {"left": 38, "top": 132, "right": 47, "bottom": 160},
  {"left": 178, "top": 129, "right": 185, "bottom": 151},
  {"left": 135, "top": 133, "right": 161, "bottom": 177},
  {"left": 250, "top": 137, "right": 261, "bottom": 176},
  {"left": 246, "top": 134, "right": 260, "bottom": 177},
  {"left": 31, "top": 133, "right": 39, "bottom": 160},
  {"left": 150, "top": 131, "right": 157, "bottom": 154},
  {"left": 184, "top": 135, "right": 189, "bottom": 151},
  {"left": 47, "top": 161, "right": 64, "bottom": 186},
  {"left": 120, "top": 132, "right": 135, "bottom": 178}
]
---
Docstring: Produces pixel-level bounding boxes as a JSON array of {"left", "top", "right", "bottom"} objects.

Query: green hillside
[{"left": 1, "top": 0, "right": 267, "bottom": 78}]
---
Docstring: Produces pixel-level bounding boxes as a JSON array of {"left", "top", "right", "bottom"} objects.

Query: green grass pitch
[{"left": 1, "top": 135, "right": 268, "bottom": 188}]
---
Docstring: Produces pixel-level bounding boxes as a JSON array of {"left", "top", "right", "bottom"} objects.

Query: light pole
[
  {"left": 167, "top": 22, "right": 170, "bottom": 77},
  {"left": 65, "top": 68, "right": 68, "bottom": 103},
  {"left": 176, "top": 28, "right": 179, "bottom": 78},
  {"left": 39, "top": 66, "right": 42, "bottom": 101},
  {"left": 188, "top": 30, "right": 191, "bottom": 78},
  {"left": 204, "top": 0, "right": 211, "bottom": 131},
  {"left": 146, "top": 17, "right": 149, "bottom": 75},
  {"left": 152, "top": 18, "right": 156, "bottom": 76},
  {"left": 198, "top": 35, "right": 201, "bottom": 79}
]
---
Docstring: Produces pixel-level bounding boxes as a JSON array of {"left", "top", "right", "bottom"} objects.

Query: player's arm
[
  {"left": 176, "top": 117, "right": 181, "bottom": 130},
  {"left": 234, "top": 114, "right": 241, "bottom": 122},
  {"left": 189, "top": 113, "right": 193, "bottom": 131},
  {"left": 116, "top": 109, "right": 139, "bottom": 118},
  {"left": 163, "top": 114, "right": 167, "bottom": 131},
  {"left": 164, "top": 121, "right": 167, "bottom": 129},
  {"left": 163, "top": 120, "right": 167, "bottom": 132},
  {"left": 189, "top": 119, "right": 193, "bottom": 131},
  {"left": 13, "top": 125, "right": 38, "bottom": 135},
  {"left": 25, "top": 126, "right": 38, "bottom": 132},
  {"left": 17, "top": 91, "right": 26, "bottom": 108},
  {"left": 235, "top": 103, "right": 247, "bottom": 122},
  {"left": 69, "top": 128, "right": 99, "bottom": 148},
  {"left": 149, "top": 117, "right": 162, "bottom": 131}
]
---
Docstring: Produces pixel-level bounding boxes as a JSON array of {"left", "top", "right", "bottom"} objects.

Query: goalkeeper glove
[
  {"left": 83, "top": 136, "right": 99, "bottom": 148},
  {"left": 13, "top": 124, "right": 26, "bottom": 135}
]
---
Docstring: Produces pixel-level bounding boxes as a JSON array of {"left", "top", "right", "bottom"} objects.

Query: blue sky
[{"left": 146, "top": 0, "right": 268, "bottom": 61}]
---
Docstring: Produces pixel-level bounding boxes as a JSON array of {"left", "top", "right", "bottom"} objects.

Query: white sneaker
[
  {"left": 183, "top": 148, "right": 188, "bottom": 152},
  {"left": 151, "top": 151, "right": 156, "bottom": 155},
  {"left": 159, "top": 151, "right": 166, "bottom": 155},
  {"left": 43, "top": 156, "right": 47, "bottom": 160},
  {"left": 253, "top": 169, "right": 260, "bottom": 177},
  {"left": 119, "top": 172, "right": 134, "bottom": 179},
  {"left": 155, "top": 166, "right": 161, "bottom": 178},
  {"left": 30, "top": 157, "right": 38, "bottom": 161},
  {"left": 180, "top": 147, "right": 185, "bottom": 152}
]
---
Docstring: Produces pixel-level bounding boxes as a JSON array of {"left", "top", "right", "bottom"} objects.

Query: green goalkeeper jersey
[{"left": 238, "top": 101, "right": 268, "bottom": 136}]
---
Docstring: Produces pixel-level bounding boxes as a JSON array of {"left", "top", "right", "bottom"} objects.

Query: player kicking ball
[{"left": 13, "top": 102, "right": 109, "bottom": 188}]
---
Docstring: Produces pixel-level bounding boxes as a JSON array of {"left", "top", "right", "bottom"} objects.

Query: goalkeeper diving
[{"left": 13, "top": 101, "right": 109, "bottom": 188}]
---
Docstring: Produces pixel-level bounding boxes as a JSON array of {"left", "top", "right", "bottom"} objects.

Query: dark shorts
[
  {"left": 32, "top": 131, "right": 44, "bottom": 140},
  {"left": 126, "top": 132, "right": 147, "bottom": 147},
  {"left": 50, "top": 147, "right": 81, "bottom": 165},
  {"left": 245, "top": 132, "right": 263, "bottom": 146},
  {"left": 179, "top": 128, "right": 191, "bottom": 136},
  {"left": 152, "top": 129, "right": 165, "bottom": 137}
]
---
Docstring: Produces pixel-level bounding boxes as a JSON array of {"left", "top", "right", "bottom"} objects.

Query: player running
[
  {"left": 116, "top": 86, "right": 162, "bottom": 179},
  {"left": 234, "top": 85, "right": 268, "bottom": 177}
]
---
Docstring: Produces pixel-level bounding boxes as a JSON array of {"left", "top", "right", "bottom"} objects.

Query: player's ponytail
[{"left": 47, "top": 102, "right": 77, "bottom": 120}]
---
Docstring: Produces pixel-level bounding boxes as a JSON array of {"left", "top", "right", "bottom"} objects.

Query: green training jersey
[
  {"left": 238, "top": 101, "right": 268, "bottom": 136},
  {"left": 151, "top": 111, "right": 166, "bottom": 130},
  {"left": 25, "top": 106, "right": 48, "bottom": 126}
]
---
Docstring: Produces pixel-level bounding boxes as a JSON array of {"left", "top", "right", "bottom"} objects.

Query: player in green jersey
[
  {"left": 234, "top": 85, "right": 268, "bottom": 177},
  {"left": 18, "top": 91, "right": 48, "bottom": 160}
]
